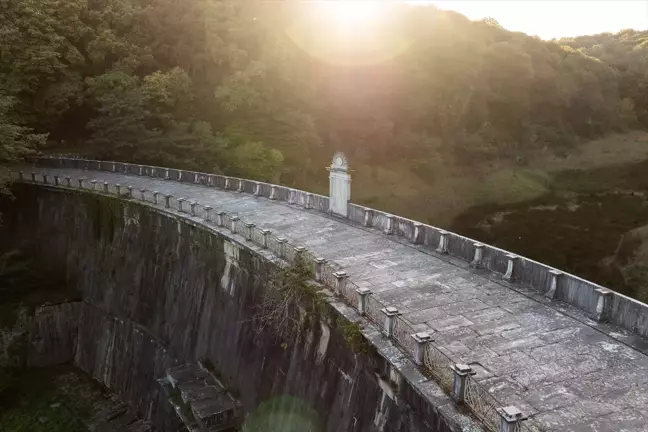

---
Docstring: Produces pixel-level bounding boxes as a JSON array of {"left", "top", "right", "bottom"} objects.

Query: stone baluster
[
  {"left": 215, "top": 211, "right": 225, "bottom": 227},
  {"left": 54, "top": 176, "right": 60, "bottom": 186},
  {"left": 436, "top": 230, "right": 449, "bottom": 254},
  {"left": 309, "top": 257, "right": 325, "bottom": 281},
  {"left": 194, "top": 172, "right": 199, "bottom": 184},
  {"left": 503, "top": 254, "right": 518, "bottom": 282},
  {"left": 116, "top": 184, "right": 122, "bottom": 195},
  {"left": 90, "top": 179, "right": 97, "bottom": 190},
  {"left": 305, "top": 193, "right": 313, "bottom": 210},
  {"left": 112, "top": 162, "right": 116, "bottom": 172},
  {"left": 245, "top": 223, "right": 255, "bottom": 241},
  {"left": 237, "top": 179, "right": 244, "bottom": 193},
  {"left": 411, "top": 332, "right": 432, "bottom": 366},
  {"left": 261, "top": 229, "right": 271, "bottom": 248},
  {"left": 451, "top": 364, "right": 475, "bottom": 403},
  {"left": 42, "top": 174, "right": 49, "bottom": 184},
  {"left": 545, "top": 270, "right": 563, "bottom": 299},
  {"left": 78, "top": 178, "right": 85, "bottom": 188},
  {"left": 381, "top": 307, "right": 400, "bottom": 337},
  {"left": 595, "top": 288, "right": 612, "bottom": 322},
  {"left": 384, "top": 215, "right": 394, "bottom": 235},
  {"left": 413, "top": 223, "right": 423, "bottom": 244},
  {"left": 363, "top": 208, "right": 373, "bottom": 227},
  {"left": 230, "top": 216, "right": 240, "bottom": 233},
  {"left": 164, "top": 194, "right": 172, "bottom": 209},
  {"left": 178, "top": 170, "right": 184, "bottom": 182},
  {"left": 356, "top": 287, "right": 372, "bottom": 315},
  {"left": 153, "top": 191, "right": 160, "bottom": 205},
  {"left": 333, "top": 271, "right": 348, "bottom": 295},
  {"left": 177, "top": 197, "right": 186, "bottom": 212},
  {"left": 203, "top": 206, "right": 212, "bottom": 222},
  {"left": 18, "top": 171, "right": 24, "bottom": 181},
  {"left": 471, "top": 243, "right": 484, "bottom": 269},
  {"left": 126, "top": 185, "right": 133, "bottom": 198},
  {"left": 140, "top": 188, "right": 147, "bottom": 201},
  {"left": 497, "top": 406, "right": 527, "bottom": 432},
  {"left": 31, "top": 172, "right": 37, "bottom": 182},
  {"left": 65, "top": 177, "right": 71, "bottom": 187},
  {"left": 269, "top": 185, "right": 277, "bottom": 200},
  {"left": 190, "top": 201, "right": 197, "bottom": 216},
  {"left": 165, "top": 169, "right": 170, "bottom": 180},
  {"left": 103, "top": 182, "right": 109, "bottom": 193},
  {"left": 277, "top": 237, "right": 288, "bottom": 257},
  {"left": 224, "top": 177, "right": 230, "bottom": 190},
  {"left": 288, "top": 189, "right": 296, "bottom": 205},
  {"left": 254, "top": 182, "right": 261, "bottom": 197},
  {"left": 139, "top": 165, "right": 144, "bottom": 176}
]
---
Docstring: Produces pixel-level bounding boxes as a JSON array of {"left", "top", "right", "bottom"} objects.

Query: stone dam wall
[{"left": 0, "top": 184, "right": 468, "bottom": 432}]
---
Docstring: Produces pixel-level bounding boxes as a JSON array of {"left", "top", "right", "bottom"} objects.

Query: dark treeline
[{"left": 1, "top": 0, "right": 647, "bottom": 188}]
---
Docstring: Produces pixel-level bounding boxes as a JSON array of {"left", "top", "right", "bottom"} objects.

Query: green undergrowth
[
  {"left": 0, "top": 366, "right": 87, "bottom": 432},
  {"left": 258, "top": 256, "right": 371, "bottom": 356}
]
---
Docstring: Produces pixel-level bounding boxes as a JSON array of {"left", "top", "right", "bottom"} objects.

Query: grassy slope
[{"left": 349, "top": 130, "right": 648, "bottom": 226}]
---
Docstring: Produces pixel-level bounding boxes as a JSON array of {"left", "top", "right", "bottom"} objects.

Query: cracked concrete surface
[{"left": 22, "top": 167, "right": 648, "bottom": 432}]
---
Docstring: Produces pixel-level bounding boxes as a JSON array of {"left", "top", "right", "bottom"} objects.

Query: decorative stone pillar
[
  {"left": 497, "top": 406, "right": 527, "bottom": 432},
  {"left": 215, "top": 211, "right": 225, "bottom": 227},
  {"left": 363, "top": 208, "right": 373, "bottom": 227},
  {"left": 165, "top": 169, "right": 170, "bottom": 180},
  {"left": 436, "top": 230, "right": 449, "bottom": 254},
  {"left": 288, "top": 189, "right": 296, "bottom": 205},
  {"left": 356, "top": 287, "right": 372, "bottom": 315},
  {"left": 245, "top": 223, "right": 255, "bottom": 241},
  {"left": 42, "top": 174, "right": 49, "bottom": 184},
  {"left": 90, "top": 179, "right": 97, "bottom": 190},
  {"left": 230, "top": 216, "right": 240, "bottom": 233},
  {"left": 261, "top": 229, "right": 271, "bottom": 248},
  {"left": 293, "top": 246, "right": 306, "bottom": 259},
  {"left": 98, "top": 161, "right": 103, "bottom": 171},
  {"left": 138, "top": 165, "right": 144, "bottom": 176},
  {"left": 153, "top": 191, "right": 160, "bottom": 205},
  {"left": 471, "top": 243, "right": 484, "bottom": 269},
  {"left": 381, "top": 307, "right": 400, "bottom": 337},
  {"left": 333, "top": 271, "right": 348, "bottom": 295},
  {"left": 224, "top": 177, "right": 231, "bottom": 190},
  {"left": 65, "top": 177, "right": 71, "bottom": 187},
  {"left": 123, "top": 163, "right": 130, "bottom": 174},
  {"left": 164, "top": 194, "right": 172, "bottom": 209},
  {"left": 451, "top": 364, "right": 475, "bottom": 403},
  {"left": 103, "top": 182, "right": 109, "bottom": 193},
  {"left": 177, "top": 197, "right": 186, "bottom": 212},
  {"left": 237, "top": 179, "right": 244, "bottom": 193},
  {"left": 503, "top": 254, "right": 518, "bottom": 282},
  {"left": 194, "top": 172, "right": 199, "bottom": 184},
  {"left": 277, "top": 237, "right": 288, "bottom": 257},
  {"left": 116, "top": 184, "right": 122, "bottom": 195},
  {"left": 31, "top": 172, "right": 36, "bottom": 182},
  {"left": 269, "top": 185, "right": 277, "bottom": 200},
  {"left": 413, "top": 223, "right": 423, "bottom": 244},
  {"left": 126, "top": 185, "right": 133, "bottom": 198},
  {"left": 78, "top": 178, "right": 85, "bottom": 188},
  {"left": 254, "top": 182, "right": 261, "bottom": 197},
  {"left": 190, "top": 201, "right": 198, "bottom": 216},
  {"left": 328, "top": 152, "right": 351, "bottom": 217},
  {"left": 411, "top": 332, "right": 432, "bottom": 365},
  {"left": 140, "top": 188, "right": 147, "bottom": 201},
  {"left": 178, "top": 170, "right": 184, "bottom": 182},
  {"left": 384, "top": 215, "right": 394, "bottom": 235},
  {"left": 314, "top": 258, "right": 326, "bottom": 282},
  {"left": 112, "top": 162, "right": 116, "bottom": 172},
  {"left": 54, "top": 176, "right": 60, "bottom": 186},
  {"left": 207, "top": 175, "right": 214, "bottom": 187},
  {"left": 595, "top": 288, "right": 612, "bottom": 322},
  {"left": 203, "top": 206, "right": 212, "bottom": 222},
  {"left": 545, "top": 270, "right": 563, "bottom": 299},
  {"left": 305, "top": 193, "right": 314, "bottom": 210}
]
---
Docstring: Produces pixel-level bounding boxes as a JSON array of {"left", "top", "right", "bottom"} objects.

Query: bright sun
[{"left": 323, "top": 1, "right": 385, "bottom": 32}]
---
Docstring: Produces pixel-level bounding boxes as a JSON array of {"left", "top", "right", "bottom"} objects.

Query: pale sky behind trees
[{"left": 431, "top": 1, "right": 648, "bottom": 39}]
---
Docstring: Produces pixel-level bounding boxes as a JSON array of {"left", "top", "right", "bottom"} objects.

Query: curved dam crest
[{"left": 1, "top": 184, "right": 465, "bottom": 432}]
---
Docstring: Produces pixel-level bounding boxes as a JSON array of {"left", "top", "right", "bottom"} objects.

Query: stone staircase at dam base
[{"left": 158, "top": 363, "right": 243, "bottom": 432}]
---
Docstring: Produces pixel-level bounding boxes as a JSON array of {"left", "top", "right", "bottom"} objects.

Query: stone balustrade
[{"left": 12, "top": 161, "right": 546, "bottom": 432}]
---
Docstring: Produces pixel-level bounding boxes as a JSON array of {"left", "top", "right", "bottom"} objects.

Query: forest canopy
[{"left": 1, "top": 0, "right": 647, "bottom": 187}]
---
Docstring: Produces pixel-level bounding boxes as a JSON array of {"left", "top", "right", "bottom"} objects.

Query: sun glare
[{"left": 324, "top": 1, "right": 384, "bottom": 32}]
